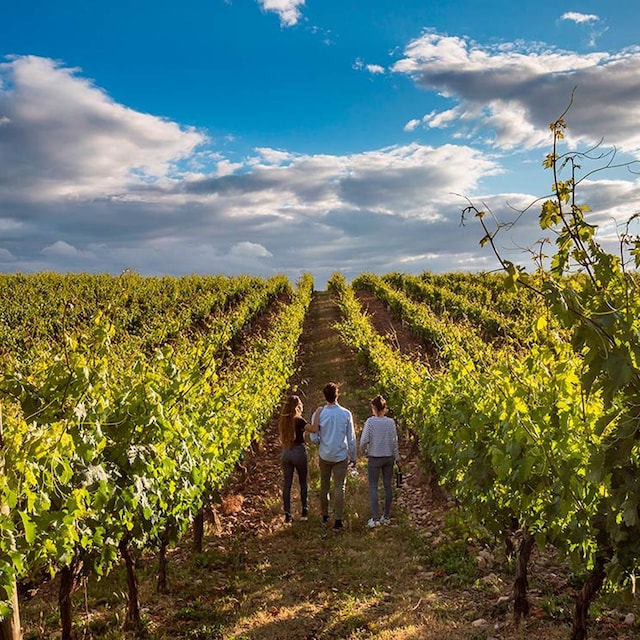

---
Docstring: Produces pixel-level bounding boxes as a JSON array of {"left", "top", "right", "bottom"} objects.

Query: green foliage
[
  {"left": 0, "top": 272, "right": 313, "bottom": 624},
  {"left": 332, "top": 270, "right": 604, "bottom": 566}
]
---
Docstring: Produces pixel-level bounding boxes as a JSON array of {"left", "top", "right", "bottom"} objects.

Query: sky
[{"left": 1, "top": 0, "right": 640, "bottom": 287}]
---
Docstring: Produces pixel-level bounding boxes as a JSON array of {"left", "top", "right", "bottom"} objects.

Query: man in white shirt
[{"left": 308, "top": 382, "right": 357, "bottom": 531}]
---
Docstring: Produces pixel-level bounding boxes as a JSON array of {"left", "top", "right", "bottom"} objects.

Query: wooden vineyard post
[{"left": 1, "top": 406, "right": 22, "bottom": 640}]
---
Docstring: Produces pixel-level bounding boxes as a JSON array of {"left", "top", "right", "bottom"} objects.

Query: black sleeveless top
[{"left": 292, "top": 416, "right": 307, "bottom": 446}]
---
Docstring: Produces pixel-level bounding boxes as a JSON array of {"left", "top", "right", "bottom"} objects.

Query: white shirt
[{"left": 309, "top": 403, "right": 357, "bottom": 463}]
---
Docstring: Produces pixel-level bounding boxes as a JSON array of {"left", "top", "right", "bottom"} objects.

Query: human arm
[
  {"left": 346, "top": 411, "right": 357, "bottom": 464},
  {"left": 359, "top": 419, "right": 370, "bottom": 456},
  {"left": 307, "top": 407, "right": 321, "bottom": 443},
  {"left": 305, "top": 406, "right": 322, "bottom": 433}
]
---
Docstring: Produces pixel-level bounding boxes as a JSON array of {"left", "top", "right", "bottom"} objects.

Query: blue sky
[{"left": 1, "top": 0, "right": 640, "bottom": 285}]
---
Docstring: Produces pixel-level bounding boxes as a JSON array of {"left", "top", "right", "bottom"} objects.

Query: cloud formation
[
  {"left": 0, "top": 56, "right": 206, "bottom": 201},
  {"left": 257, "top": 0, "right": 305, "bottom": 26},
  {"left": 392, "top": 32, "right": 640, "bottom": 154},
  {"left": 354, "top": 58, "right": 386, "bottom": 75},
  {"left": 1, "top": 47, "right": 639, "bottom": 286},
  {"left": 560, "top": 12, "right": 606, "bottom": 47},
  {"left": 0, "top": 55, "right": 510, "bottom": 283},
  {"left": 561, "top": 12, "right": 599, "bottom": 25}
]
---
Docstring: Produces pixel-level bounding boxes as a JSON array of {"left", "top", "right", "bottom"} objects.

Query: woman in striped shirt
[{"left": 359, "top": 394, "right": 401, "bottom": 528}]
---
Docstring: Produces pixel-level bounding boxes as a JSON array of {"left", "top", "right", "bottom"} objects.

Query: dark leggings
[
  {"left": 281, "top": 444, "right": 308, "bottom": 515},
  {"left": 367, "top": 455, "right": 394, "bottom": 519}
]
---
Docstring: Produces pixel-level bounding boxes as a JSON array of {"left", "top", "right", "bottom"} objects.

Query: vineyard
[
  {"left": 0, "top": 261, "right": 639, "bottom": 639},
  {"left": 1, "top": 272, "right": 315, "bottom": 639}
]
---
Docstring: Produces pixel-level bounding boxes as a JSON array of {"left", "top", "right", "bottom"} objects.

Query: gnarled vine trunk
[
  {"left": 571, "top": 556, "right": 607, "bottom": 640},
  {"left": 0, "top": 582, "right": 22, "bottom": 640},
  {"left": 193, "top": 507, "right": 204, "bottom": 554},
  {"left": 58, "top": 557, "right": 83, "bottom": 640},
  {"left": 1, "top": 409, "right": 23, "bottom": 640},
  {"left": 513, "top": 531, "right": 535, "bottom": 623},
  {"left": 118, "top": 540, "right": 141, "bottom": 632},
  {"left": 157, "top": 538, "right": 169, "bottom": 594}
]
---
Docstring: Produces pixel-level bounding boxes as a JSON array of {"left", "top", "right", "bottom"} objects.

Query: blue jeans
[
  {"left": 281, "top": 444, "right": 308, "bottom": 515},
  {"left": 319, "top": 457, "right": 348, "bottom": 520},
  {"left": 367, "top": 455, "right": 394, "bottom": 520}
]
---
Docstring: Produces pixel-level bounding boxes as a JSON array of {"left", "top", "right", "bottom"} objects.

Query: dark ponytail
[{"left": 371, "top": 394, "right": 387, "bottom": 412}]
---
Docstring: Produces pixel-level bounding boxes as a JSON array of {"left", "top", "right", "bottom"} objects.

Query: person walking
[
  {"left": 308, "top": 382, "right": 357, "bottom": 531},
  {"left": 278, "top": 394, "right": 309, "bottom": 523},
  {"left": 359, "top": 394, "right": 400, "bottom": 528}
]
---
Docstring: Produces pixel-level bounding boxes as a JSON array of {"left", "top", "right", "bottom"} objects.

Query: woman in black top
[{"left": 278, "top": 394, "right": 309, "bottom": 523}]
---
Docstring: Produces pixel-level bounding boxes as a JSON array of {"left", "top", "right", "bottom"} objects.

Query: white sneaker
[
  {"left": 367, "top": 518, "right": 380, "bottom": 528},
  {"left": 379, "top": 516, "right": 391, "bottom": 526}
]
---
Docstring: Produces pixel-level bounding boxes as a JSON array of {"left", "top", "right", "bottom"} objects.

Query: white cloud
[
  {"left": 366, "top": 64, "right": 385, "bottom": 75},
  {"left": 393, "top": 32, "right": 640, "bottom": 154},
  {"left": 561, "top": 12, "right": 599, "bottom": 25},
  {"left": 257, "top": 0, "right": 305, "bottom": 27},
  {"left": 216, "top": 159, "right": 244, "bottom": 177},
  {"left": 559, "top": 12, "right": 606, "bottom": 47},
  {"left": 353, "top": 58, "right": 386, "bottom": 75},
  {"left": 0, "top": 56, "right": 206, "bottom": 201},
  {"left": 404, "top": 119, "right": 421, "bottom": 132},
  {"left": 423, "top": 107, "right": 462, "bottom": 129},
  {"left": 182, "top": 142, "right": 503, "bottom": 223},
  {"left": 229, "top": 241, "right": 273, "bottom": 258},
  {"left": 254, "top": 147, "right": 296, "bottom": 165},
  {"left": 0, "top": 53, "right": 638, "bottom": 285},
  {"left": 41, "top": 240, "right": 91, "bottom": 258}
]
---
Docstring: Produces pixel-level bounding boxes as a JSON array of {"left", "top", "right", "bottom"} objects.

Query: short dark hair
[{"left": 323, "top": 382, "right": 339, "bottom": 403}]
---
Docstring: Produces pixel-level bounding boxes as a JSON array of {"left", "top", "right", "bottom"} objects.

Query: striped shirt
[{"left": 359, "top": 416, "right": 400, "bottom": 461}]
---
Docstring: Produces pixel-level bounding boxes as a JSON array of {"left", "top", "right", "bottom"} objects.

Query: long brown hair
[{"left": 278, "top": 394, "right": 302, "bottom": 449}]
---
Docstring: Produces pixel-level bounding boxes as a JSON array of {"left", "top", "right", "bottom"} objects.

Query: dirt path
[
  {"left": 204, "top": 289, "right": 459, "bottom": 640},
  {"left": 211, "top": 290, "right": 373, "bottom": 535},
  {"left": 217, "top": 289, "right": 440, "bottom": 536}
]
